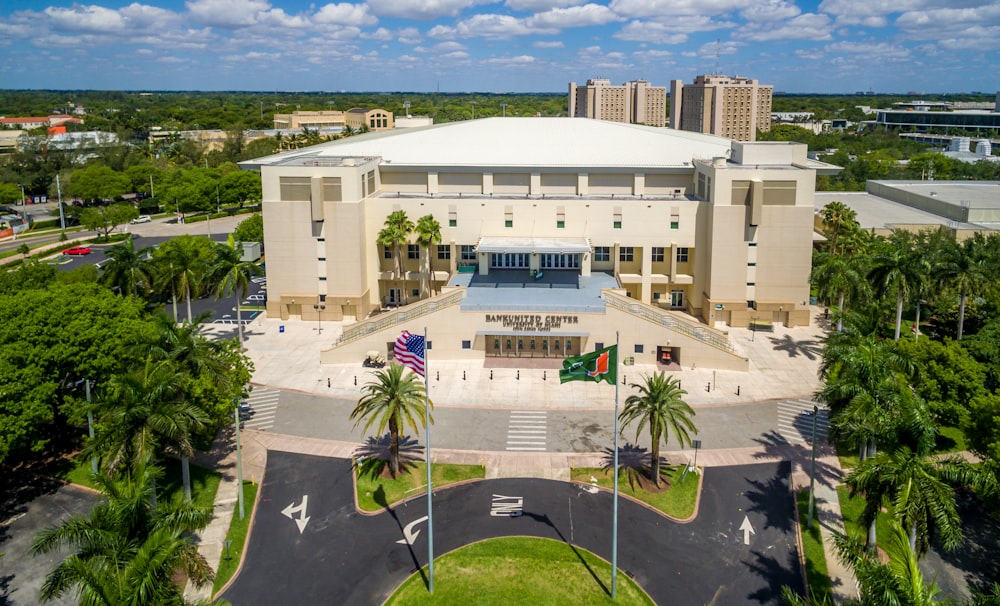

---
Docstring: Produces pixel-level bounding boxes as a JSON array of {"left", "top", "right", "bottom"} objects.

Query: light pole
[
  {"left": 234, "top": 398, "right": 245, "bottom": 520},
  {"left": 216, "top": 184, "right": 221, "bottom": 214},
  {"left": 500, "top": 102, "right": 508, "bottom": 117},
  {"left": 751, "top": 316, "right": 757, "bottom": 342},
  {"left": 85, "top": 379, "right": 97, "bottom": 475},
  {"left": 17, "top": 183, "right": 25, "bottom": 206},
  {"left": 56, "top": 174, "right": 66, "bottom": 231},
  {"left": 403, "top": 101, "right": 411, "bottom": 117},
  {"left": 313, "top": 303, "right": 326, "bottom": 334},
  {"left": 470, "top": 101, "right": 476, "bottom": 120},
  {"left": 807, "top": 405, "right": 819, "bottom": 529}
]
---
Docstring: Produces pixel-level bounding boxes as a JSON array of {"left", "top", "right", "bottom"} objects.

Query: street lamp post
[
  {"left": 807, "top": 405, "right": 819, "bottom": 529},
  {"left": 85, "top": 379, "right": 98, "bottom": 475},
  {"left": 17, "top": 183, "right": 25, "bottom": 206},
  {"left": 313, "top": 303, "right": 326, "bottom": 334},
  {"left": 234, "top": 398, "right": 245, "bottom": 520}
]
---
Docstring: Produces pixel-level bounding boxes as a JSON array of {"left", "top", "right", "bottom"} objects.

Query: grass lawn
[
  {"left": 55, "top": 454, "right": 222, "bottom": 510},
  {"left": 569, "top": 465, "right": 699, "bottom": 520},
  {"left": 795, "top": 490, "right": 832, "bottom": 603},
  {"left": 935, "top": 426, "right": 968, "bottom": 454},
  {"left": 355, "top": 462, "right": 485, "bottom": 512},
  {"left": 837, "top": 485, "right": 893, "bottom": 546},
  {"left": 387, "top": 536, "right": 654, "bottom": 605},
  {"left": 212, "top": 481, "right": 259, "bottom": 594}
]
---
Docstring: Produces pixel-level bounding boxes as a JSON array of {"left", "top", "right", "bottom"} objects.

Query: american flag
[{"left": 394, "top": 330, "right": 425, "bottom": 376}]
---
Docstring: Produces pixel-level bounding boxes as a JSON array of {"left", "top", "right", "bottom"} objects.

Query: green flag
[{"left": 560, "top": 345, "right": 617, "bottom": 385}]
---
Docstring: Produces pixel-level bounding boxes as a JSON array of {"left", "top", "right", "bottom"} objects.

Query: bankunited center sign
[{"left": 485, "top": 314, "right": 580, "bottom": 332}]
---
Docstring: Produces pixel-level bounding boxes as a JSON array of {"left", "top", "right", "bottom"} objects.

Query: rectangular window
[
  {"left": 318, "top": 257, "right": 326, "bottom": 262},
  {"left": 437, "top": 245, "right": 451, "bottom": 260},
  {"left": 670, "top": 290, "right": 684, "bottom": 307},
  {"left": 462, "top": 340, "right": 471, "bottom": 350},
  {"left": 448, "top": 210, "right": 457, "bottom": 227},
  {"left": 653, "top": 292, "right": 661, "bottom": 300},
  {"left": 322, "top": 177, "right": 341, "bottom": 202},
  {"left": 595, "top": 342, "right": 604, "bottom": 350},
  {"left": 651, "top": 247, "right": 664, "bottom": 263},
  {"left": 634, "top": 344, "right": 644, "bottom": 354},
  {"left": 620, "top": 247, "right": 634, "bottom": 262},
  {"left": 504, "top": 209, "right": 513, "bottom": 228},
  {"left": 279, "top": 176, "right": 311, "bottom": 201},
  {"left": 407, "top": 244, "right": 420, "bottom": 259},
  {"left": 460, "top": 245, "right": 476, "bottom": 261},
  {"left": 411, "top": 288, "right": 420, "bottom": 297},
  {"left": 366, "top": 171, "right": 376, "bottom": 196},
  {"left": 676, "top": 247, "right": 689, "bottom": 263},
  {"left": 556, "top": 208, "right": 565, "bottom": 229},
  {"left": 613, "top": 206, "right": 622, "bottom": 229},
  {"left": 594, "top": 247, "right": 610, "bottom": 262},
  {"left": 383, "top": 246, "right": 392, "bottom": 259},
  {"left": 670, "top": 213, "right": 680, "bottom": 229}
]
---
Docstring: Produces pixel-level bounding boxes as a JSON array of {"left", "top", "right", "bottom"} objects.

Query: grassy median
[
  {"left": 213, "top": 481, "right": 259, "bottom": 593},
  {"left": 355, "top": 462, "right": 486, "bottom": 512},
  {"left": 570, "top": 465, "right": 699, "bottom": 519}
]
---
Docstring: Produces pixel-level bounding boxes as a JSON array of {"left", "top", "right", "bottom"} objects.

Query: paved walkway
[{"left": 187, "top": 308, "right": 857, "bottom": 604}]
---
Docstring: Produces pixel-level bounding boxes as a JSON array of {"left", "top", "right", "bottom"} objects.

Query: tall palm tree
[
  {"left": 31, "top": 460, "right": 215, "bottom": 605},
  {"left": 934, "top": 233, "right": 992, "bottom": 340},
  {"left": 351, "top": 362, "right": 432, "bottom": 477},
  {"left": 86, "top": 359, "right": 209, "bottom": 505},
  {"left": 99, "top": 238, "right": 154, "bottom": 299},
  {"left": 377, "top": 210, "right": 413, "bottom": 307},
  {"left": 812, "top": 251, "right": 870, "bottom": 331},
  {"left": 153, "top": 235, "right": 212, "bottom": 322},
  {"left": 834, "top": 523, "right": 941, "bottom": 606},
  {"left": 818, "top": 201, "right": 859, "bottom": 256},
  {"left": 619, "top": 372, "right": 697, "bottom": 488},
  {"left": 415, "top": 214, "right": 442, "bottom": 297},
  {"left": 867, "top": 231, "right": 930, "bottom": 341},
  {"left": 208, "top": 237, "right": 262, "bottom": 348}
]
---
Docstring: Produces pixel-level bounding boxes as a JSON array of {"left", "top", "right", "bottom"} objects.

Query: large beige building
[
  {"left": 241, "top": 118, "right": 838, "bottom": 369},
  {"left": 273, "top": 108, "right": 394, "bottom": 131},
  {"left": 670, "top": 75, "right": 773, "bottom": 141},
  {"left": 568, "top": 79, "right": 667, "bottom": 127}
]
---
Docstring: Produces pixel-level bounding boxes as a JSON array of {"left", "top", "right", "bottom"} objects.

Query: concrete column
[
  {"left": 478, "top": 252, "right": 489, "bottom": 275},
  {"left": 640, "top": 246, "right": 652, "bottom": 304}
]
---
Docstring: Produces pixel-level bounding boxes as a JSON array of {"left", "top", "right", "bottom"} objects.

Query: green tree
[
  {"left": 152, "top": 235, "right": 214, "bottom": 322},
  {"left": 376, "top": 210, "right": 413, "bottom": 307},
  {"left": 619, "top": 373, "right": 697, "bottom": 488},
  {"left": 812, "top": 251, "right": 869, "bottom": 331},
  {"left": 934, "top": 233, "right": 994, "bottom": 340},
  {"left": 69, "top": 164, "right": 131, "bottom": 203},
  {"left": 897, "top": 337, "right": 986, "bottom": 427},
  {"left": 31, "top": 460, "right": 215, "bottom": 605},
  {"left": 351, "top": 362, "right": 432, "bottom": 477},
  {"left": 818, "top": 201, "right": 859, "bottom": 256},
  {"left": 99, "top": 238, "right": 154, "bottom": 299},
  {"left": 233, "top": 213, "right": 263, "bottom": 246},
  {"left": 0, "top": 182, "right": 22, "bottom": 205},
  {"left": 219, "top": 169, "right": 261, "bottom": 207},
  {"left": 867, "top": 232, "right": 930, "bottom": 341},
  {"left": 209, "top": 237, "right": 262, "bottom": 348},
  {"left": 80, "top": 203, "right": 140, "bottom": 241},
  {"left": 415, "top": 214, "right": 442, "bottom": 297}
]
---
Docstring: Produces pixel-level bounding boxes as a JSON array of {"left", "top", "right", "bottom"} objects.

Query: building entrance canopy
[{"left": 475, "top": 236, "right": 591, "bottom": 254}]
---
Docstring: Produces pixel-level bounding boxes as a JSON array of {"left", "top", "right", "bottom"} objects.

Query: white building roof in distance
[
  {"left": 245, "top": 117, "right": 733, "bottom": 169},
  {"left": 813, "top": 192, "right": 968, "bottom": 231},
  {"left": 874, "top": 180, "right": 1000, "bottom": 210}
]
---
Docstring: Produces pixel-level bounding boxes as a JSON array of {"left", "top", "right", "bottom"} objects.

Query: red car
[{"left": 62, "top": 246, "right": 92, "bottom": 256}]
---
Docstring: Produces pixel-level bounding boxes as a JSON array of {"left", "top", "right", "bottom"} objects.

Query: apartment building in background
[
  {"left": 670, "top": 75, "right": 773, "bottom": 141},
  {"left": 568, "top": 79, "right": 667, "bottom": 127}
]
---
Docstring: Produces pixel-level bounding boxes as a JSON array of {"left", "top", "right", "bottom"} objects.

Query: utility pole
[
  {"left": 56, "top": 175, "right": 66, "bottom": 231},
  {"left": 234, "top": 399, "right": 245, "bottom": 520},
  {"left": 85, "top": 379, "right": 97, "bottom": 475},
  {"left": 807, "top": 405, "right": 819, "bottom": 529}
]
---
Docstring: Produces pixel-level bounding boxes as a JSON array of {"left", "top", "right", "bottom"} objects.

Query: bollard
[
  {"left": 354, "top": 376, "right": 357, "bottom": 386},
  {"left": 436, "top": 371, "right": 440, "bottom": 381},
  {"left": 490, "top": 369, "right": 493, "bottom": 380},
  {"left": 327, "top": 377, "right": 331, "bottom": 388},
  {"left": 463, "top": 370, "right": 466, "bottom": 381},
  {"left": 737, "top": 385, "right": 741, "bottom": 396},
  {"left": 516, "top": 370, "right": 520, "bottom": 380},
  {"left": 543, "top": 371, "right": 546, "bottom": 381},
  {"left": 706, "top": 382, "right": 711, "bottom": 392}
]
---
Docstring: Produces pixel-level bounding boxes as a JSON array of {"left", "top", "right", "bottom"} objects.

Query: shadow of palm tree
[
  {"left": 768, "top": 333, "right": 824, "bottom": 361},
  {"left": 744, "top": 549, "right": 804, "bottom": 604},
  {"left": 352, "top": 434, "right": 424, "bottom": 480},
  {"left": 742, "top": 461, "right": 795, "bottom": 534},
  {"left": 751, "top": 430, "right": 842, "bottom": 491},
  {"left": 599, "top": 443, "right": 655, "bottom": 490}
]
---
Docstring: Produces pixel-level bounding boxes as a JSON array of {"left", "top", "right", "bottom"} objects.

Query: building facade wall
[
  {"left": 671, "top": 75, "right": 773, "bottom": 142},
  {"left": 569, "top": 79, "right": 666, "bottom": 127}
]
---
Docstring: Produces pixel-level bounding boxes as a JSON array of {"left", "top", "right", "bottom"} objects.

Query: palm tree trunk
[
  {"left": 909, "top": 523, "right": 918, "bottom": 553},
  {"left": 651, "top": 439, "right": 661, "bottom": 488},
  {"left": 236, "top": 293, "right": 244, "bottom": 349},
  {"left": 171, "top": 285, "right": 178, "bottom": 323},
  {"left": 389, "top": 417, "right": 400, "bottom": 477},
  {"left": 185, "top": 284, "right": 193, "bottom": 322},
  {"left": 182, "top": 455, "right": 192, "bottom": 502},
  {"left": 894, "top": 292, "right": 904, "bottom": 341},
  {"left": 957, "top": 291, "right": 967, "bottom": 340},
  {"left": 837, "top": 290, "right": 845, "bottom": 332}
]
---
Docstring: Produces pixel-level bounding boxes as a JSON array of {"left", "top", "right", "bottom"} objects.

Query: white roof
[{"left": 248, "top": 117, "right": 732, "bottom": 169}]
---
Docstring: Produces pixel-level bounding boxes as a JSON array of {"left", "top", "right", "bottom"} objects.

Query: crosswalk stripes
[
  {"left": 242, "top": 387, "right": 280, "bottom": 431},
  {"left": 777, "top": 398, "right": 829, "bottom": 445},
  {"left": 506, "top": 411, "right": 547, "bottom": 451}
]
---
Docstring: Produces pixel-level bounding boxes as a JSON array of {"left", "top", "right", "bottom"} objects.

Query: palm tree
[
  {"left": 415, "top": 214, "right": 442, "bottom": 298},
  {"left": 86, "top": 359, "right": 209, "bottom": 505},
  {"left": 835, "top": 523, "right": 941, "bottom": 606},
  {"left": 31, "top": 460, "right": 215, "bottom": 605},
  {"left": 208, "top": 237, "right": 262, "bottom": 348},
  {"left": 152, "top": 235, "right": 212, "bottom": 322},
  {"left": 818, "top": 201, "right": 859, "bottom": 256},
  {"left": 934, "top": 233, "right": 992, "bottom": 340},
  {"left": 377, "top": 210, "right": 413, "bottom": 307},
  {"left": 867, "top": 231, "right": 930, "bottom": 341},
  {"left": 618, "top": 372, "right": 697, "bottom": 488},
  {"left": 100, "top": 238, "right": 154, "bottom": 299},
  {"left": 351, "top": 362, "right": 432, "bottom": 477},
  {"left": 812, "top": 251, "right": 869, "bottom": 331}
]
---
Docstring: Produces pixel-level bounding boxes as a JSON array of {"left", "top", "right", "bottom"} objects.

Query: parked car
[
  {"left": 130, "top": 215, "right": 152, "bottom": 224},
  {"left": 62, "top": 246, "right": 92, "bottom": 256}
]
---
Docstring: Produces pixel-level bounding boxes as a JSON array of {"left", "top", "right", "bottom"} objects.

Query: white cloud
[
  {"left": 533, "top": 40, "right": 564, "bottom": 48},
  {"left": 743, "top": 13, "right": 833, "bottom": 41},
  {"left": 505, "top": 0, "right": 585, "bottom": 10},
  {"left": 398, "top": 27, "right": 423, "bottom": 44},
  {"left": 609, "top": 0, "right": 749, "bottom": 19},
  {"left": 825, "top": 40, "right": 911, "bottom": 60},
  {"left": 446, "top": 14, "right": 550, "bottom": 39},
  {"left": 526, "top": 4, "right": 621, "bottom": 29},
  {"left": 314, "top": 3, "right": 377, "bottom": 27},
  {"left": 741, "top": 0, "right": 800, "bottom": 22},
  {"left": 363, "top": 27, "right": 393, "bottom": 41},
  {"left": 185, "top": 0, "right": 269, "bottom": 28},
  {"left": 484, "top": 54, "right": 536, "bottom": 64},
  {"left": 366, "top": 0, "right": 480, "bottom": 20},
  {"left": 427, "top": 24, "right": 457, "bottom": 39},
  {"left": 614, "top": 21, "right": 689, "bottom": 43},
  {"left": 257, "top": 8, "right": 309, "bottom": 28},
  {"left": 794, "top": 48, "right": 825, "bottom": 60}
]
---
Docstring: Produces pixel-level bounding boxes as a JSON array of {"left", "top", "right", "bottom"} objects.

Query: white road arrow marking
[
  {"left": 397, "top": 516, "right": 428, "bottom": 545},
  {"left": 739, "top": 515, "right": 755, "bottom": 545},
  {"left": 281, "top": 495, "right": 310, "bottom": 534}
]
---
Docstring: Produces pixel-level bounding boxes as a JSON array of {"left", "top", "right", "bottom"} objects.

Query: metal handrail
[
  {"left": 603, "top": 291, "right": 737, "bottom": 354},
  {"left": 335, "top": 289, "right": 465, "bottom": 346}
]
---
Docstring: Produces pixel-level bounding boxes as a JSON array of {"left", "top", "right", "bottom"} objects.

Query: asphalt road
[{"left": 220, "top": 452, "right": 800, "bottom": 605}]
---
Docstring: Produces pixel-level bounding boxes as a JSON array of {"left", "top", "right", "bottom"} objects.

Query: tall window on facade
[
  {"left": 383, "top": 246, "right": 392, "bottom": 259},
  {"left": 670, "top": 213, "right": 680, "bottom": 229},
  {"left": 448, "top": 210, "right": 457, "bottom": 227},
  {"left": 366, "top": 171, "right": 376, "bottom": 196},
  {"left": 504, "top": 210, "right": 513, "bottom": 228},
  {"left": 556, "top": 208, "right": 565, "bottom": 229},
  {"left": 322, "top": 177, "right": 341, "bottom": 202},
  {"left": 279, "top": 176, "right": 311, "bottom": 201},
  {"left": 676, "top": 247, "right": 689, "bottom": 263},
  {"left": 613, "top": 210, "right": 622, "bottom": 229},
  {"left": 460, "top": 245, "right": 476, "bottom": 261},
  {"left": 670, "top": 290, "right": 684, "bottom": 307}
]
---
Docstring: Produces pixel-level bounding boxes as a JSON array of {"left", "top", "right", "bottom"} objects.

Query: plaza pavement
[{"left": 189, "top": 308, "right": 857, "bottom": 603}]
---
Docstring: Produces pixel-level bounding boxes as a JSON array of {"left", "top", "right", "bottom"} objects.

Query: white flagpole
[
  {"left": 612, "top": 331, "right": 620, "bottom": 600},
  {"left": 424, "top": 326, "right": 434, "bottom": 593}
]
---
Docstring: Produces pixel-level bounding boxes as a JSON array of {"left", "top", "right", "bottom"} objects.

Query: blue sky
[{"left": 0, "top": 0, "right": 996, "bottom": 94}]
